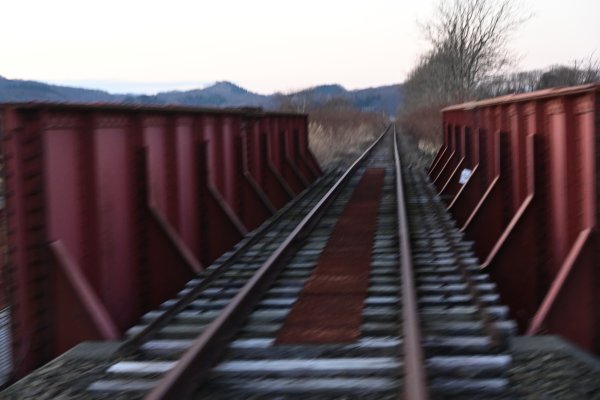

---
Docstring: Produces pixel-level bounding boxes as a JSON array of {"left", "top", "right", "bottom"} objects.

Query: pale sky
[{"left": 0, "top": 0, "right": 598, "bottom": 94}]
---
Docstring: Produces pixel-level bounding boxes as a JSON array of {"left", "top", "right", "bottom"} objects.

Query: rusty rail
[
  {"left": 121, "top": 170, "right": 335, "bottom": 353},
  {"left": 145, "top": 126, "right": 391, "bottom": 400},
  {"left": 393, "top": 126, "right": 429, "bottom": 400}
]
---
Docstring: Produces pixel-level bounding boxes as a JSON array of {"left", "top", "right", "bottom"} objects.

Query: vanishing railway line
[{"left": 77, "top": 126, "right": 515, "bottom": 399}]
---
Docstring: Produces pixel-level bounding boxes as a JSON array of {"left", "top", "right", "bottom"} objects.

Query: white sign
[{"left": 459, "top": 168, "right": 472, "bottom": 184}]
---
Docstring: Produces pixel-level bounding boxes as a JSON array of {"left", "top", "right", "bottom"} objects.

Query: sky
[{"left": 0, "top": 0, "right": 598, "bottom": 94}]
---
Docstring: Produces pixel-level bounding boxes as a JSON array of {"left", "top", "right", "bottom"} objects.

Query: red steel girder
[{"left": 433, "top": 84, "right": 600, "bottom": 354}]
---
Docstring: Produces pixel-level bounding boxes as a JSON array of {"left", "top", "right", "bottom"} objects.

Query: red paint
[
  {"left": 1, "top": 103, "right": 321, "bottom": 379},
  {"left": 432, "top": 84, "right": 600, "bottom": 354}
]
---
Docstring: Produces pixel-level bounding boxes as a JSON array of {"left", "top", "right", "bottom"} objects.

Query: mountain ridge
[{"left": 0, "top": 78, "right": 403, "bottom": 116}]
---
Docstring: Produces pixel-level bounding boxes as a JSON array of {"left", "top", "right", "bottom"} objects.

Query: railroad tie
[{"left": 276, "top": 168, "right": 385, "bottom": 343}]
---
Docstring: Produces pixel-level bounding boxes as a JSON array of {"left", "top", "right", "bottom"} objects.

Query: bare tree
[
  {"left": 537, "top": 57, "right": 600, "bottom": 89},
  {"left": 423, "top": 0, "right": 525, "bottom": 101},
  {"left": 478, "top": 70, "right": 543, "bottom": 97},
  {"left": 276, "top": 93, "right": 387, "bottom": 168},
  {"left": 274, "top": 91, "right": 310, "bottom": 113},
  {"left": 476, "top": 55, "right": 600, "bottom": 97},
  {"left": 399, "top": 0, "right": 525, "bottom": 148}
]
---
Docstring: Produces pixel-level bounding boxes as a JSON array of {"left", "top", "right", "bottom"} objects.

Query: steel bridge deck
[{"left": 66, "top": 127, "right": 515, "bottom": 399}]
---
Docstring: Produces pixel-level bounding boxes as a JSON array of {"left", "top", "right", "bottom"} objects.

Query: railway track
[{"left": 85, "top": 126, "right": 516, "bottom": 399}]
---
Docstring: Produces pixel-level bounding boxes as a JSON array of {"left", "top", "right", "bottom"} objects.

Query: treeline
[
  {"left": 480, "top": 61, "right": 600, "bottom": 97},
  {"left": 278, "top": 96, "right": 387, "bottom": 169},
  {"left": 399, "top": 0, "right": 599, "bottom": 149}
]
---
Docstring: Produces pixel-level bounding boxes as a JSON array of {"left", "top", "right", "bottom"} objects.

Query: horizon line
[{"left": 2, "top": 76, "right": 403, "bottom": 96}]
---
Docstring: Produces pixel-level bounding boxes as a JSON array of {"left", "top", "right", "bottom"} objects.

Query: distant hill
[
  {"left": 153, "top": 81, "right": 273, "bottom": 108},
  {"left": 0, "top": 78, "right": 403, "bottom": 116},
  {"left": 284, "top": 84, "right": 403, "bottom": 116},
  {"left": 0, "top": 77, "right": 118, "bottom": 103}
]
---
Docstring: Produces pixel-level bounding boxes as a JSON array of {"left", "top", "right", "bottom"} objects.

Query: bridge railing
[
  {"left": 430, "top": 83, "right": 600, "bottom": 354},
  {"left": 0, "top": 102, "right": 321, "bottom": 380}
]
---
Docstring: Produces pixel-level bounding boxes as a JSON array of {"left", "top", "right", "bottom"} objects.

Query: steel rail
[
  {"left": 145, "top": 125, "right": 392, "bottom": 400},
  {"left": 393, "top": 125, "right": 429, "bottom": 400},
  {"left": 120, "top": 169, "right": 336, "bottom": 353}
]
